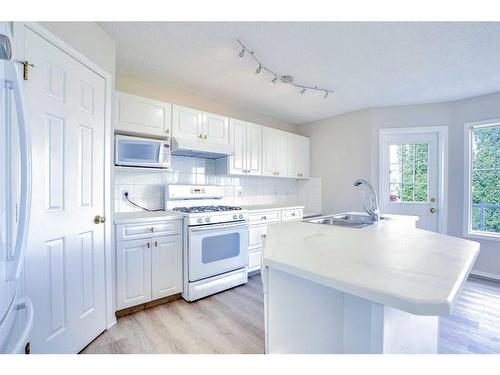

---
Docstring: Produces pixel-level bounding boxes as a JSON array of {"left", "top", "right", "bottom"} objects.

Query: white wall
[{"left": 299, "top": 93, "right": 500, "bottom": 279}]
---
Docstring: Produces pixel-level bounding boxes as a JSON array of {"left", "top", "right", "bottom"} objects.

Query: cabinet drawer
[
  {"left": 248, "top": 250, "right": 261, "bottom": 272},
  {"left": 248, "top": 210, "right": 281, "bottom": 225},
  {"left": 116, "top": 220, "right": 182, "bottom": 242},
  {"left": 249, "top": 225, "right": 268, "bottom": 248},
  {"left": 281, "top": 208, "right": 303, "bottom": 222}
]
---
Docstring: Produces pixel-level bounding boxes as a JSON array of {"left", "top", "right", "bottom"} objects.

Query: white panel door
[
  {"left": 286, "top": 134, "right": 298, "bottom": 178},
  {"left": 115, "top": 91, "right": 171, "bottom": 137},
  {"left": 24, "top": 28, "right": 107, "bottom": 353},
  {"left": 274, "top": 130, "right": 288, "bottom": 177},
  {"left": 228, "top": 118, "right": 246, "bottom": 175},
  {"left": 379, "top": 132, "right": 439, "bottom": 232},
  {"left": 246, "top": 122, "right": 262, "bottom": 176},
  {"left": 151, "top": 235, "right": 182, "bottom": 300},
  {"left": 116, "top": 239, "right": 152, "bottom": 309},
  {"left": 172, "top": 105, "right": 203, "bottom": 141},
  {"left": 202, "top": 112, "right": 229, "bottom": 145},
  {"left": 296, "top": 136, "right": 310, "bottom": 179}
]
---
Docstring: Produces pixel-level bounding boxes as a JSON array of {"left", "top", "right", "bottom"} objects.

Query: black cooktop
[{"left": 173, "top": 205, "right": 243, "bottom": 214}]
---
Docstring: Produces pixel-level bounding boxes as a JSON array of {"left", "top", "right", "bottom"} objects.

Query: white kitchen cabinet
[
  {"left": 115, "top": 91, "right": 172, "bottom": 137},
  {"left": 286, "top": 134, "right": 310, "bottom": 179},
  {"left": 172, "top": 105, "right": 203, "bottom": 141},
  {"left": 115, "top": 219, "right": 182, "bottom": 311},
  {"left": 262, "top": 127, "right": 287, "bottom": 177},
  {"left": 151, "top": 235, "right": 182, "bottom": 300},
  {"left": 172, "top": 105, "right": 229, "bottom": 144},
  {"left": 247, "top": 207, "right": 303, "bottom": 274},
  {"left": 116, "top": 238, "right": 152, "bottom": 310},
  {"left": 217, "top": 119, "right": 262, "bottom": 176},
  {"left": 203, "top": 112, "right": 229, "bottom": 145}
]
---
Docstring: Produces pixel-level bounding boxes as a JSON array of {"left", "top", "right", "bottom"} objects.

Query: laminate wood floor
[{"left": 82, "top": 275, "right": 500, "bottom": 354}]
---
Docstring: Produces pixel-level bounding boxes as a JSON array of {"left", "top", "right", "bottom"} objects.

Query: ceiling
[{"left": 99, "top": 22, "right": 500, "bottom": 125}]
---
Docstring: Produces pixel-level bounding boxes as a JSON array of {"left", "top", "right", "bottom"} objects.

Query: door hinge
[{"left": 16, "top": 60, "right": 35, "bottom": 81}]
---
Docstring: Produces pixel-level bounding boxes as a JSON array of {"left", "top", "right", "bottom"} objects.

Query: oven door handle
[{"left": 188, "top": 221, "right": 248, "bottom": 232}]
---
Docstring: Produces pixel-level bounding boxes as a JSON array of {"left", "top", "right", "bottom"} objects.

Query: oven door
[{"left": 188, "top": 222, "right": 248, "bottom": 282}]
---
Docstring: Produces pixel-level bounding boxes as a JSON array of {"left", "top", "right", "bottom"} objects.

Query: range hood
[{"left": 171, "top": 137, "right": 234, "bottom": 159}]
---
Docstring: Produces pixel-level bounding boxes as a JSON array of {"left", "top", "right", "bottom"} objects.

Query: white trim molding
[
  {"left": 463, "top": 119, "right": 500, "bottom": 242},
  {"left": 379, "top": 126, "right": 448, "bottom": 234}
]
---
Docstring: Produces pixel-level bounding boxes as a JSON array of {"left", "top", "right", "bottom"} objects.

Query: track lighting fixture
[{"left": 236, "top": 38, "right": 334, "bottom": 100}]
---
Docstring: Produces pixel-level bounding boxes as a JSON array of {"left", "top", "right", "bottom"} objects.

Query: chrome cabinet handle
[
  {"left": 430, "top": 208, "right": 437, "bottom": 214},
  {"left": 261, "top": 234, "right": 267, "bottom": 239},
  {"left": 146, "top": 242, "right": 151, "bottom": 248},
  {"left": 150, "top": 227, "right": 154, "bottom": 233},
  {"left": 199, "top": 134, "right": 203, "bottom": 139},
  {"left": 165, "top": 128, "right": 170, "bottom": 134},
  {"left": 154, "top": 241, "right": 159, "bottom": 247},
  {"left": 261, "top": 215, "right": 267, "bottom": 220},
  {"left": 204, "top": 134, "right": 208, "bottom": 139}
]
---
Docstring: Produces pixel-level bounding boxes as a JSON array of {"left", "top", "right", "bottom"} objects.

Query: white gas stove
[{"left": 165, "top": 185, "right": 249, "bottom": 301}]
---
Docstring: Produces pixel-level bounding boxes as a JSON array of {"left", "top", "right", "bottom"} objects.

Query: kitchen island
[{"left": 262, "top": 215, "right": 480, "bottom": 354}]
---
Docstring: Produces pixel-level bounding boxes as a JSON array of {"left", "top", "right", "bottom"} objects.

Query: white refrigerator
[{"left": 0, "top": 28, "right": 33, "bottom": 354}]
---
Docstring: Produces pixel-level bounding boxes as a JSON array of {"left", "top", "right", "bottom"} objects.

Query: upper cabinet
[
  {"left": 115, "top": 91, "right": 172, "bottom": 137},
  {"left": 262, "top": 127, "right": 287, "bottom": 177},
  {"left": 287, "top": 134, "right": 310, "bottom": 179},
  {"left": 217, "top": 119, "right": 262, "bottom": 176},
  {"left": 172, "top": 105, "right": 229, "bottom": 144}
]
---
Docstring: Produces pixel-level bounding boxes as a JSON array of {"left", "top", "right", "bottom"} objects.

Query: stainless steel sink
[{"left": 304, "top": 213, "right": 386, "bottom": 228}]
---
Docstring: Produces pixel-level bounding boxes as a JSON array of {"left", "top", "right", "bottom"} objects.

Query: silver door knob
[{"left": 94, "top": 215, "right": 105, "bottom": 224}]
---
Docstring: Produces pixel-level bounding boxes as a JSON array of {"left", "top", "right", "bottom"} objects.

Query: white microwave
[{"left": 115, "top": 135, "right": 170, "bottom": 169}]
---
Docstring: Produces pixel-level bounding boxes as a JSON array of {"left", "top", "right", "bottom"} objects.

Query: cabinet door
[
  {"left": 202, "top": 112, "right": 229, "bottom": 144},
  {"left": 116, "top": 239, "right": 152, "bottom": 310},
  {"left": 172, "top": 105, "right": 203, "bottom": 141},
  {"left": 274, "top": 130, "right": 288, "bottom": 177},
  {"left": 286, "top": 134, "right": 298, "bottom": 178},
  {"left": 151, "top": 235, "right": 182, "bottom": 299},
  {"left": 115, "top": 91, "right": 172, "bottom": 137},
  {"left": 296, "top": 136, "right": 310, "bottom": 179},
  {"left": 262, "top": 127, "right": 277, "bottom": 176},
  {"left": 228, "top": 118, "right": 247, "bottom": 175},
  {"left": 246, "top": 122, "right": 262, "bottom": 176}
]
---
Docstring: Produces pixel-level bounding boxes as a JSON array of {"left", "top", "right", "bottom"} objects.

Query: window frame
[{"left": 463, "top": 119, "right": 500, "bottom": 241}]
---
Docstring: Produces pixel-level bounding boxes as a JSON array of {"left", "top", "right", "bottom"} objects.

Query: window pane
[
  {"left": 471, "top": 125, "right": 500, "bottom": 233},
  {"left": 388, "top": 143, "right": 429, "bottom": 203}
]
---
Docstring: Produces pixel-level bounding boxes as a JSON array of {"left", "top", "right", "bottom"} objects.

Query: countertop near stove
[
  {"left": 114, "top": 211, "right": 183, "bottom": 224},
  {"left": 241, "top": 204, "right": 305, "bottom": 213}
]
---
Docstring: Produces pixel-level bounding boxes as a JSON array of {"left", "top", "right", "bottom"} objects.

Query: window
[
  {"left": 465, "top": 121, "right": 500, "bottom": 238},
  {"left": 389, "top": 143, "right": 429, "bottom": 202}
]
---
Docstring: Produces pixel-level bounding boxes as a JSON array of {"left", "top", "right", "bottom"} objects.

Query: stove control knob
[
  {"left": 205, "top": 217, "right": 210, "bottom": 223},
  {"left": 197, "top": 217, "right": 203, "bottom": 223},
  {"left": 233, "top": 214, "right": 238, "bottom": 220},
  {"left": 239, "top": 214, "right": 244, "bottom": 219}
]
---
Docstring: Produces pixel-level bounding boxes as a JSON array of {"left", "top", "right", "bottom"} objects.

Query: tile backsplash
[{"left": 114, "top": 156, "right": 322, "bottom": 215}]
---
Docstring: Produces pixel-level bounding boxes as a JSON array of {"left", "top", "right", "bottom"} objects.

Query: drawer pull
[
  {"left": 261, "top": 215, "right": 267, "bottom": 220},
  {"left": 291, "top": 213, "right": 296, "bottom": 216},
  {"left": 261, "top": 234, "right": 267, "bottom": 239},
  {"left": 150, "top": 227, "right": 154, "bottom": 233}
]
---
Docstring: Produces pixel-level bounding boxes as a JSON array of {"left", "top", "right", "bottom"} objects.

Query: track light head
[
  {"left": 300, "top": 88, "right": 306, "bottom": 95},
  {"left": 239, "top": 48, "right": 245, "bottom": 58},
  {"left": 255, "top": 65, "right": 262, "bottom": 74},
  {"left": 323, "top": 91, "right": 329, "bottom": 99},
  {"left": 271, "top": 76, "right": 278, "bottom": 84}
]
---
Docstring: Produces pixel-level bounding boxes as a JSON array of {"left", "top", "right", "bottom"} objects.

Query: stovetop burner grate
[{"left": 173, "top": 205, "right": 243, "bottom": 214}]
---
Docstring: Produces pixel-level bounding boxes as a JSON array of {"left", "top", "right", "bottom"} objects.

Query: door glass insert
[
  {"left": 202, "top": 233, "right": 240, "bottom": 264},
  {"left": 389, "top": 143, "right": 428, "bottom": 202}
]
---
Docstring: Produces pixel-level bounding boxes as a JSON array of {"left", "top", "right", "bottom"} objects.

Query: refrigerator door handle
[
  {"left": 9, "top": 297, "right": 34, "bottom": 354},
  {"left": 5, "top": 61, "right": 31, "bottom": 281}
]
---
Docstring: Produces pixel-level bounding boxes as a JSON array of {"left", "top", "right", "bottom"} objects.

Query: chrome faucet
[{"left": 353, "top": 179, "right": 380, "bottom": 222}]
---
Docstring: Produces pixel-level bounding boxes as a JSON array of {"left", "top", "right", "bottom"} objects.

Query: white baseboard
[{"left": 470, "top": 270, "right": 500, "bottom": 282}]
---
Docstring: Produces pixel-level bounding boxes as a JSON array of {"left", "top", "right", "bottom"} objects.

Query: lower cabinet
[
  {"left": 247, "top": 207, "right": 303, "bottom": 274},
  {"left": 116, "top": 223, "right": 182, "bottom": 310}
]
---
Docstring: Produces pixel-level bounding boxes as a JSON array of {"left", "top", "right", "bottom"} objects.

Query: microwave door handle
[{"left": 189, "top": 222, "right": 248, "bottom": 233}]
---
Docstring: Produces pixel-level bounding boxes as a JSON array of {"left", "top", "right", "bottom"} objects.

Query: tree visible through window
[
  {"left": 389, "top": 144, "right": 429, "bottom": 202},
  {"left": 470, "top": 125, "right": 500, "bottom": 233}
]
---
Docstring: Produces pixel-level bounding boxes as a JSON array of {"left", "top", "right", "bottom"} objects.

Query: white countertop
[
  {"left": 263, "top": 215, "right": 480, "bottom": 316},
  {"left": 114, "top": 210, "right": 183, "bottom": 224},
  {"left": 241, "top": 204, "right": 305, "bottom": 212}
]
